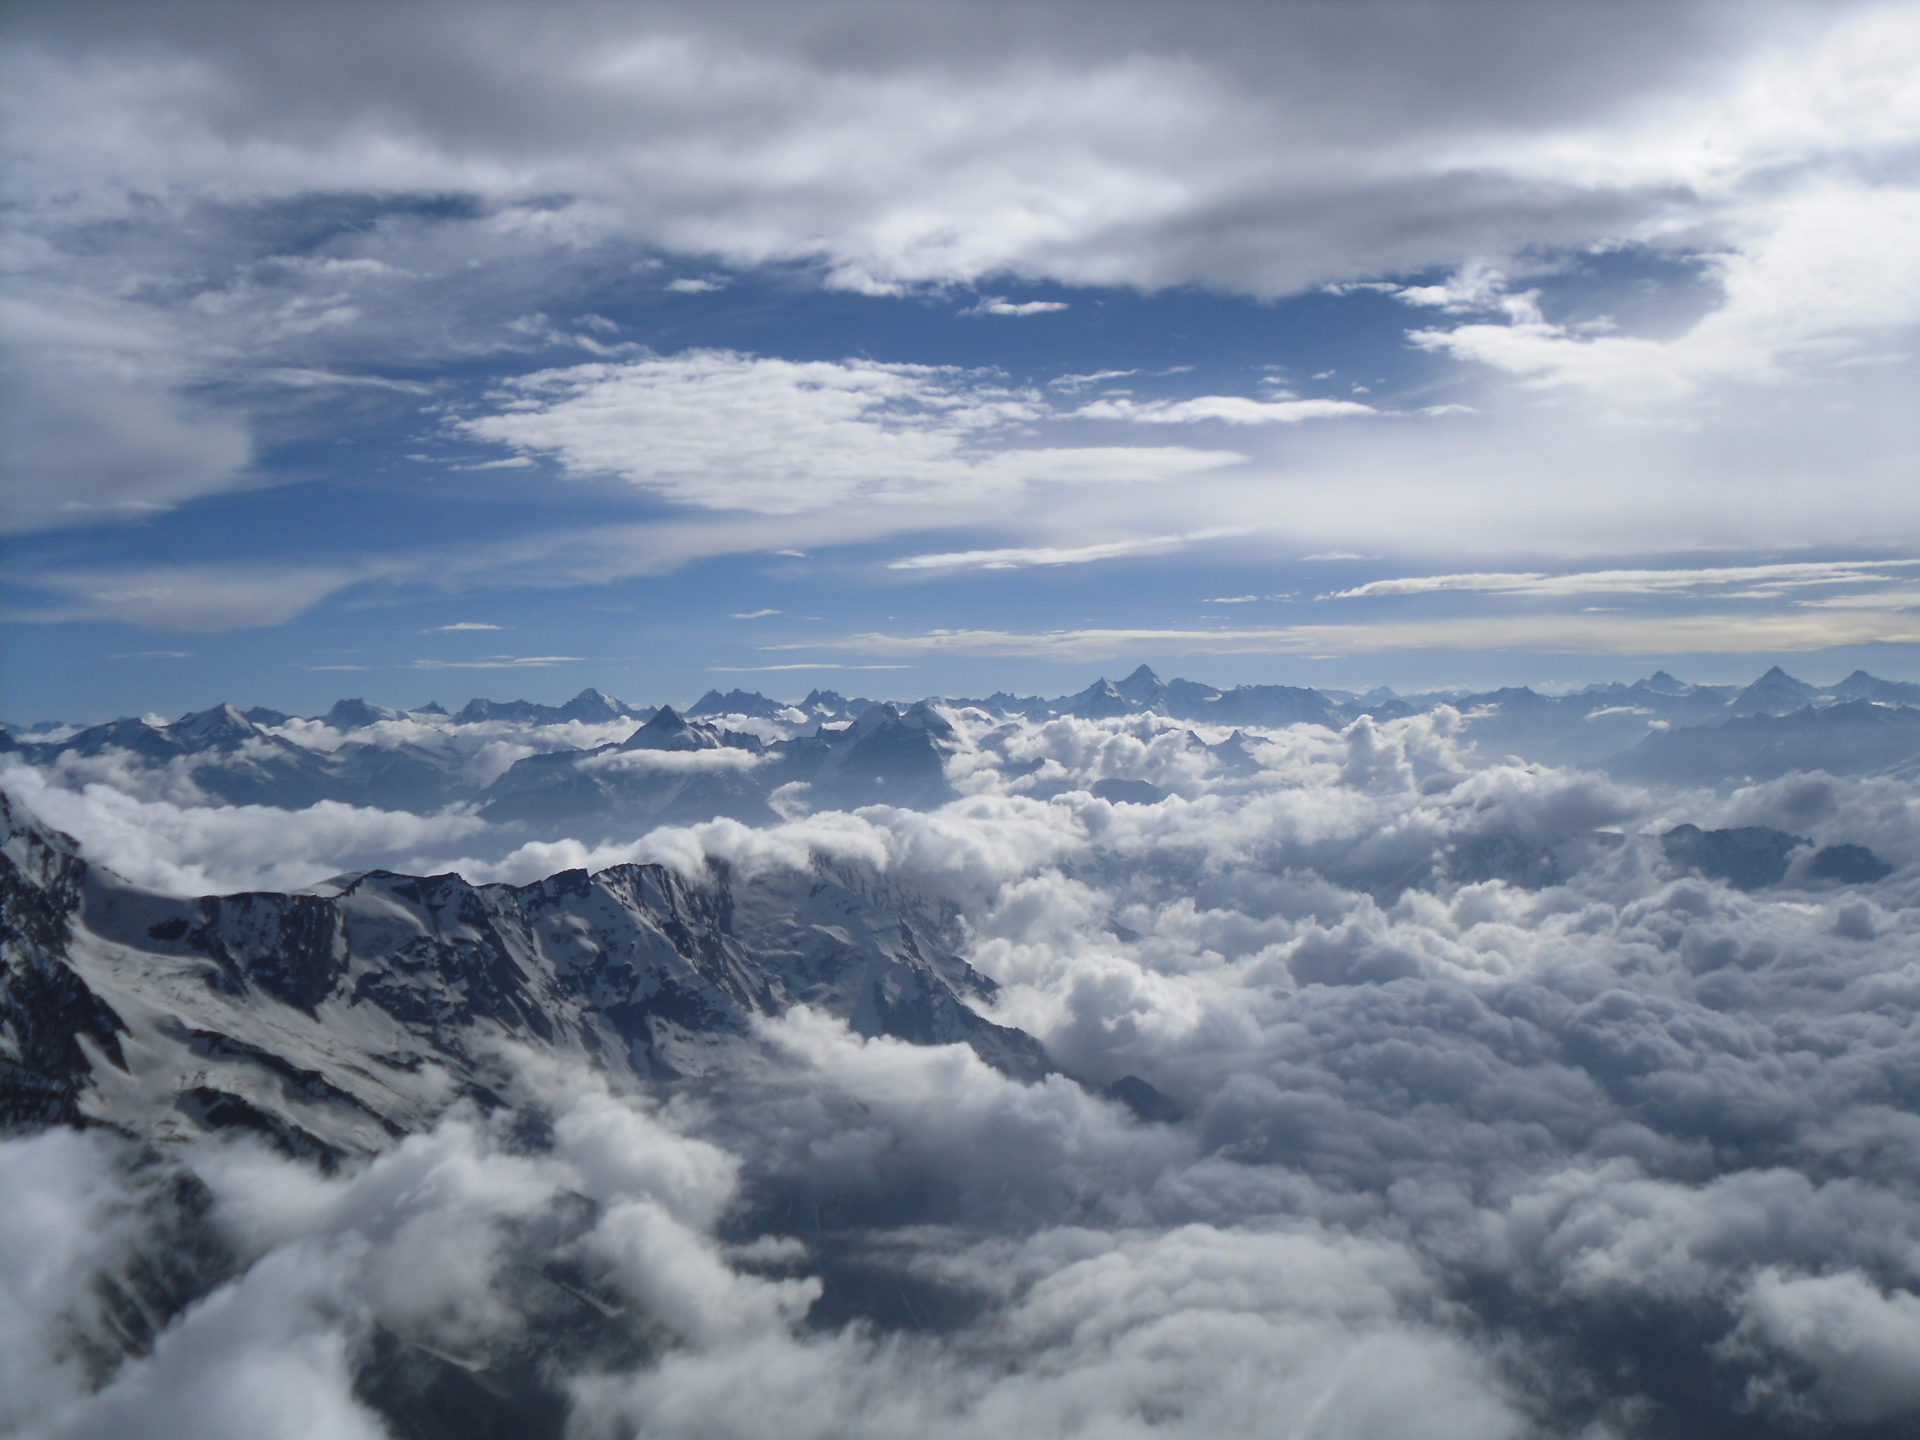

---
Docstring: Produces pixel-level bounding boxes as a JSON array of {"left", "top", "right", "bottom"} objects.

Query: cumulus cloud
[
  {"left": 8, "top": 693, "right": 1920, "bottom": 1434},
  {"left": 0, "top": 762, "right": 490, "bottom": 894}
]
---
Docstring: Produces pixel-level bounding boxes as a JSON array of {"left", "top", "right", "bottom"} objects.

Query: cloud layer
[{"left": 7, "top": 693, "right": 1920, "bottom": 1435}]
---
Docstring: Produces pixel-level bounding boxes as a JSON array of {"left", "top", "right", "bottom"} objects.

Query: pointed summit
[
  {"left": 1639, "top": 670, "right": 1691, "bottom": 696},
  {"left": 1731, "top": 666, "right": 1818, "bottom": 716},
  {"left": 1114, "top": 664, "right": 1166, "bottom": 706},
  {"left": 620, "top": 705, "right": 719, "bottom": 752}
]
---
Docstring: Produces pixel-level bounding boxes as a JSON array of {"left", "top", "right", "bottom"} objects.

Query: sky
[{"left": 3, "top": 0, "right": 1919, "bottom": 722}]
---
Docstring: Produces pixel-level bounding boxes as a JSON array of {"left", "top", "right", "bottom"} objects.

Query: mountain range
[{"left": 7, "top": 667, "right": 1920, "bottom": 834}]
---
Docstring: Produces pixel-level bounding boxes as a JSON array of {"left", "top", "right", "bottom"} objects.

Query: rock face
[{"left": 0, "top": 791, "right": 1046, "bottom": 1162}]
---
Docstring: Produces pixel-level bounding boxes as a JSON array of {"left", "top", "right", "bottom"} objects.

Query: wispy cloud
[
  {"left": 108, "top": 649, "right": 193, "bottom": 660},
  {"left": 729, "top": 609, "right": 782, "bottom": 619},
  {"left": 707, "top": 663, "right": 913, "bottom": 672},
  {"left": 1328, "top": 559, "right": 1920, "bottom": 600},
  {"left": 408, "top": 655, "right": 585, "bottom": 669},
  {"left": 889, "top": 529, "right": 1245, "bottom": 572},
  {"left": 778, "top": 609, "right": 1920, "bottom": 660},
  {"left": 1074, "top": 396, "right": 1377, "bottom": 425},
  {"left": 423, "top": 622, "right": 505, "bottom": 632},
  {"left": 258, "top": 368, "right": 435, "bottom": 394}
]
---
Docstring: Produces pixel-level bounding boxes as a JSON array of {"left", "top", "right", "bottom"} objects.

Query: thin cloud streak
[
  {"left": 779, "top": 610, "right": 1920, "bottom": 660},
  {"left": 888, "top": 529, "right": 1247, "bottom": 572},
  {"left": 1331, "top": 559, "right": 1920, "bottom": 600}
]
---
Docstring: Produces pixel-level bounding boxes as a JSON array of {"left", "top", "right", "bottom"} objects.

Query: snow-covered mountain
[
  {"left": 6, "top": 669, "right": 1920, "bottom": 842},
  {"left": 0, "top": 789, "right": 1046, "bottom": 1152}
]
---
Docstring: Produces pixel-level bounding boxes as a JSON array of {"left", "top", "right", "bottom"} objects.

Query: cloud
[
  {"left": 965, "top": 297, "right": 1069, "bottom": 316},
  {"left": 666, "top": 276, "right": 731, "bottom": 294},
  {"left": 459, "top": 351, "right": 1244, "bottom": 514},
  {"left": 772, "top": 607, "right": 1920, "bottom": 661},
  {"left": 0, "top": 764, "right": 491, "bottom": 894},
  {"left": 408, "top": 654, "right": 585, "bottom": 669},
  {"left": 1407, "top": 184, "right": 1920, "bottom": 404},
  {"left": 11, "top": 563, "right": 378, "bottom": 632},
  {"left": 455, "top": 456, "right": 536, "bottom": 471},
  {"left": 1329, "top": 558, "right": 1920, "bottom": 600},
  {"left": 11, "top": 687, "right": 1920, "bottom": 1435},
  {"left": 4, "top": 0, "right": 1915, "bottom": 576},
  {"left": 8, "top": 1, "right": 1904, "bottom": 301},
  {"left": 888, "top": 530, "right": 1244, "bottom": 572},
  {"left": 422, "top": 622, "right": 505, "bottom": 632},
  {"left": 707, "top": 663, "right": 912, "bottom": 672},
  {"left": 729, "top": 609, "right": 781, "bottom": 619},
  {"left": 1074, "top": 396, "right": 1378, "bottom": 425},
  {"left": 0, "top": 295, "right": 254, "bottom": 534}
]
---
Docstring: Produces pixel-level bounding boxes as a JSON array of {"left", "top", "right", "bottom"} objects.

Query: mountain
[
  {"left": 1061, "top": 677, "right": 1134, "bottom": 719},
  {"left": 774, "top": 702, "right": 958, "bottom": 810},
  {"left": 16, "top": 704, "right": 462, "bottom": 812},
  {"left": 1832, "top": 669, "right": 1920, "bottom": 705},
  {"left": 1613, "top": 700, "right": 1920, "bottom": 782},
  {"left": 554, "top": 687, "right": 651, "bottom": 724},
  {"left": 480, "top": 703, "right": 959, "bottom": 830},
  {"left": 481, "top": 708, "right": 773, "bottom": 827},
  {"left": 796, "top": 688, "right": 877, "bottom": 723},
  {"left": 321, "top": 697, "right": 399, "bottom": 730},
  {"left": 1113, "top": 664, "right": 1168, "bottom": 707},
  {"left": 1728, "top": 665, "right": 1821, "bottom": 717},
  {"left": 0, "top": 789, "right": 1047, "bottom": 1152},
  {"left": 618, "top": 705, "right": 757, "bottom": 753},
  {"left": 686, "top": 688, "right": 787, "bottom": 720}
]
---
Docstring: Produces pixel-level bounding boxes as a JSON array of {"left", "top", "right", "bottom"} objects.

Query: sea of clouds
[{"left": 4, "top": 706, "right": 1919, "bottom": 1437}]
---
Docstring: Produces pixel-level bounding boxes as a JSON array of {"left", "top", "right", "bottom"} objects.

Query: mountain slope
[{"left": 0, "top": 791, "right": 1047, "bottom": 1162}]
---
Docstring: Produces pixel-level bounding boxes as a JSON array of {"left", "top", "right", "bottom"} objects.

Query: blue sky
[{"left": 3, "top": 0, "right": 1918, "bottom": 721}]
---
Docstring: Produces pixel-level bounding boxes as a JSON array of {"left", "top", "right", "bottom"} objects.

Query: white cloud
[
  {"left": 1406, "top": 185, "right": 1920, "bottom": 403},
  {"left": 423, "top": 621, "right": 505, "bottom": 632},
  {"left": 707, "top": 663, "right": 911, "bottom": 672},
  {"left": 1330, "top": 558, "right": 1920, "bottom": 600},
  {"left": 773, "top": 608, "right": 1920, "bottom": 661},
  {"left": 11, "top": 681, "right": 1920, "bottom": 1434},
  {"left": 12, "top": 563, "right": 378, "bottom": 632},
  {"left": 409, "top": 654, "right": 585, "bottom": 669},
  {"left": 966, "top": 297, "right": 1069, "bottom": 316},
  {"left": 888, "top": 530, "right": 1243, "bottom": 572},
  {"left": 1074, "top": 395, "right": 1378, "bottom": 425},
  {"left": 460, "top": 351, "right": 1244, "bottom": 513}
]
